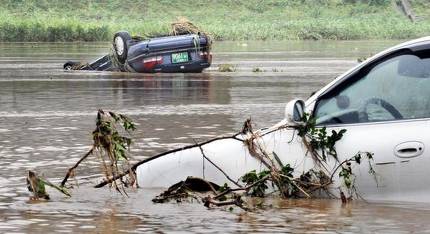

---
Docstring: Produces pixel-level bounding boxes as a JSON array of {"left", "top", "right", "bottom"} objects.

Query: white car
[{"left": 136, "top": 37, "right": 430, "bottom": 203}]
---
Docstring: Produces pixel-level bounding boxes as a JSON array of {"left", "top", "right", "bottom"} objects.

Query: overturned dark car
[{"left": 64, "top": 31, "right": 212, "bottom": 73}]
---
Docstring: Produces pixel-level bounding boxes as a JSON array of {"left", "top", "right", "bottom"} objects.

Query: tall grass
[
  {"left": 0, "top": 21, "right": 110, "bottom": 41},
  {"left": 0, "top": 0, "right": 429, "bottom": 42}
]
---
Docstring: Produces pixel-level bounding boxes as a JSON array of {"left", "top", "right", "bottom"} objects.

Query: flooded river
[{"left": 2, "top": 40, "right": 430, "bottom": 233}]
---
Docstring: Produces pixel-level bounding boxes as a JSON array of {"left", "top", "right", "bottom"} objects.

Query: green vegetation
[{"left": 1, "top": 0, "right": 429, "bottom": 42}]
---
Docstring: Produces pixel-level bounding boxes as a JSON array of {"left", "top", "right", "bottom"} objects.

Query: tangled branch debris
[
  {"left": 150, "top": 116, "right": 376, "bottom": 210},
  {"left": 171, "top": 17, "right": 208, "bottom": 37},
  {"left": 28, "top": 110, "right": 376, "bottom": 209},
  {"left": 136, "top": 17, "right": 211, "bottom": 48},
  {"left": 152, "top": 176, "right": 219, "bottom": 203}
]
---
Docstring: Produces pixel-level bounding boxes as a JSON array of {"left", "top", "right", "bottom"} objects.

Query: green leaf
[
  {"left": 241, "top": 169, "right": 269, "bottom": 197},
  {"left": 41, "top": 179, "right": 71, "bottom": 197},
  {"left": 108, "top": 111, "right": 120, "bottom": 121}
]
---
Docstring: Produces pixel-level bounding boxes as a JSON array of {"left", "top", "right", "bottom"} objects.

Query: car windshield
[{"left": 314, "top": 51, "right": 430, "bottom": 125}]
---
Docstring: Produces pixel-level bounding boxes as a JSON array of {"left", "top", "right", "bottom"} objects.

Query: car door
[{"left": 309, "top": 47, "right": 430, "bottom": 202}]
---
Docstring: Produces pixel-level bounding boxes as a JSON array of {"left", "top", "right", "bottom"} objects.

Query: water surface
[{"left": 2, "top": 40, "right": 429, "bottom": 233}]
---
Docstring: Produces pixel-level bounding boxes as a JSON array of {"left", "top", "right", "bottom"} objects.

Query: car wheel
[
  {"left": 63, "top": 61, "right": 80, "bottom": 70},
  {"left": 113, "top": 31, "right": 131, "bottom": 64}
]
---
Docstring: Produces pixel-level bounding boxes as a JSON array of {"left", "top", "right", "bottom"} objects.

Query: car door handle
[{"left": 394, "top": 141, "right": 425, "bottom": 158}]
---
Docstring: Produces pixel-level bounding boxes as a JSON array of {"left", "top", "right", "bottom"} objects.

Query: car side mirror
[{"left": 285, "top": 99, "right": 305, "bottom": 125}]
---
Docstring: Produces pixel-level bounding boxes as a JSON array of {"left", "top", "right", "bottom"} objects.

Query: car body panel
[
  {"left": 328, "top": 120, "right": 430, "bottom": 202},
  {"left": 64, "top": 34, "right": 211, "bottom": 73},
  {"left": 305, "top": 36, "right": 430, "bottom": 202},
  {"left": 136, "top": 129, "right": 314, "bottom": 189},
  {"left": 127, "top": 34, "right": 211, "bottom": 73}
]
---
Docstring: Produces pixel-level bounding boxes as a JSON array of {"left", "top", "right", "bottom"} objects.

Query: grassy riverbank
[{"left": 1, "top": 0, "right": 429, "bottom": 42}]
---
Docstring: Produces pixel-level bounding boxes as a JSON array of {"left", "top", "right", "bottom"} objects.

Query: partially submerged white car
[{"left": 136, "top": 37, "right": 430, "bottom": 203}]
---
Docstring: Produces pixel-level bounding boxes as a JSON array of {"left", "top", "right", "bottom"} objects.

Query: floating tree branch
[
  {"left": 59, "top": 109, "right": 136, "bottom": 195},
  {"left": 45, "top": 109, "right": 376, "bottom": 209},
  {"left": 95, "top": 114, "right": 376, "bottom": 204}
]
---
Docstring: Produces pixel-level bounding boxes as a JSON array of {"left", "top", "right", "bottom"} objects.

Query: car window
[{"left": 314, "top": 52, "right": 430, "bottom": 125}]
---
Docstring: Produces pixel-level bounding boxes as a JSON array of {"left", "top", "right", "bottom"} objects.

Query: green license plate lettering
[{"left": 172, "top": 52, "right": 189, "bottom": 63}]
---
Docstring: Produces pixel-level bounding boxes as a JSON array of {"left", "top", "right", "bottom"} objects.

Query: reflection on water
[
  {"left": 5, "top": 189, "right": 430, "bottom": 233},
  {"left": 2, "top": 40, "right": 427, "bottom": 233}
]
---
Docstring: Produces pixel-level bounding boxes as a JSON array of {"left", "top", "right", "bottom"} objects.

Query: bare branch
[
  {"left": 60, "top": 148, "right": 94, "bottom": 187},
  {"left": 196, "top": 143, "right": 243, "bottom": 188}
]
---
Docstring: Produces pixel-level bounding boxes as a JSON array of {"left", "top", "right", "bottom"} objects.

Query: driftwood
[
  {"left": 152, "top": 176, "right": 257, "bottom": 211},
  {"left": 152, "top": 176, "right": 219, "bottom": 203},
  {"left": 203, "top": 195, "right": 249, "bottom": 211}
]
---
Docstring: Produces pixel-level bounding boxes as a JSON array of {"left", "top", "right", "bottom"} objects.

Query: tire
[
  {"left": 113, "top": 31, "right": 132, "bottom": 64},
  {"left": 63, "top": 61, "right": 80, "bottom": 70}
]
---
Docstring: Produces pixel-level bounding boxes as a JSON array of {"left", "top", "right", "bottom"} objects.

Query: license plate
[{"left": 171, "top": 52, "right": 189, "bottom": 64}]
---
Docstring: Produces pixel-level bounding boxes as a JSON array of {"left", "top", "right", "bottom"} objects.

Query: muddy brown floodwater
[{"left": 2, "top": 40, "right": 430, "bottom": 233}]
